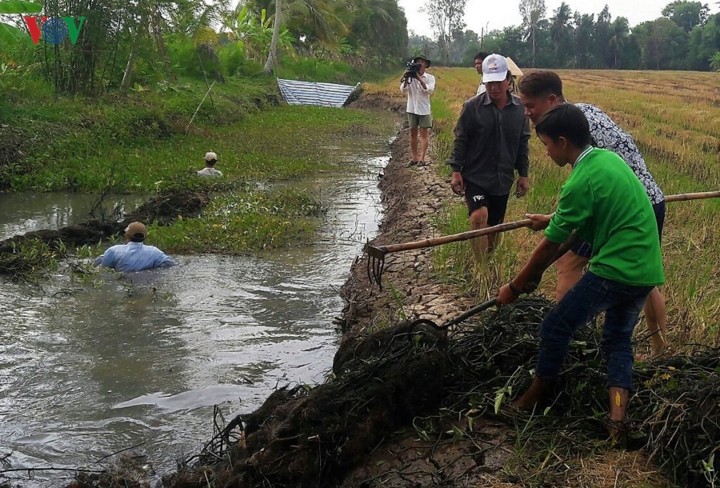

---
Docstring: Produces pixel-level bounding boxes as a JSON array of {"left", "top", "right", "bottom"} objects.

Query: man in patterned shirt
[{"left": 517, "top": 71, "right": 667, "bottom": 356}]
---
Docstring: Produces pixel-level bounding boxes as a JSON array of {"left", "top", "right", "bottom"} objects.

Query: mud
[{"left": 0, "top": 190, "right": 210, "bottom": 274}]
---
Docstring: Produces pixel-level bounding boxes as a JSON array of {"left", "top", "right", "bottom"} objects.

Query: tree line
[
  {"left": 413, "top": 0, "right": 720, "bottom": 71},
  {"left": 0, "top": 0, "right": 409, "bottom": 95},
  {"left": 2, "top": 0, "right": 717, "bottom": 98}
]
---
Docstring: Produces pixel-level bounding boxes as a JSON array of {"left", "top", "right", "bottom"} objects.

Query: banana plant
[
  {"left": 0, "top": 1, "right": 40, "bottom": 58},
  {"left": 232, "top": 5, "right": 292, "bottom": 63},
  {"left": 0, "top": 1, "right": 42, "bottom": 13}
]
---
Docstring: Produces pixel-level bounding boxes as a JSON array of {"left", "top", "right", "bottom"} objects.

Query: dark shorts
[
  {"left": 572, "top": 200, "right": 666, "bottom": 258},
  {"left": 463, "top": 180, "right": 509, "bottom": 227},
  {"left": 408, "top": 113, "right": 433, "bottom": 129}
]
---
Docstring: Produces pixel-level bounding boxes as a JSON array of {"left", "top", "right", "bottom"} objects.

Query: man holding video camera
[{"left": 400, "top": 55, "right": 435, "bottom": 166}]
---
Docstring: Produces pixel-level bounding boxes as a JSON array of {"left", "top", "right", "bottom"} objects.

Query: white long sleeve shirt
[{"left": 400, "top": 72, "right": 435, "bottom": 116}]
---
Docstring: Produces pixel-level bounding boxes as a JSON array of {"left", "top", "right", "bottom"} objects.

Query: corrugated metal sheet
[{"left": 277, "top": 78, "right": 360, "bottom": 107}]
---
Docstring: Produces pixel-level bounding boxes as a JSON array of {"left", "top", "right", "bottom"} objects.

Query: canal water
[{"left": 0, "top": 135, "right": 391, "bottom": 486}]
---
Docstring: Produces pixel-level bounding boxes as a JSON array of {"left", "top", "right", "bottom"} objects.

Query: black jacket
[{"left": 448, "top": 92, "right": 530, "bottom": 195}]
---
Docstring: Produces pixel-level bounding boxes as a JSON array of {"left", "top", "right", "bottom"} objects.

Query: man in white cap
[
  {"left": 95, "top": 221, "right": 176, "bottom": 272},
  {"left": 197, "top": 151, "right": 223, "bottom": 177},
  {"left": 448, "top": 53, "right": 530, "bottom": 259}
]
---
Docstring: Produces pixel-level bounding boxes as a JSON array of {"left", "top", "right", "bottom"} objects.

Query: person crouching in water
[
  {"left": 197, "top": 151, "right": 223, "bottom": 177},
  {"left": 497, "top": 104, "right": 664, "bottom": 439}
]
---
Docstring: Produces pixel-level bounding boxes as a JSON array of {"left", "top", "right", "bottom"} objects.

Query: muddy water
[
  {"left": 0, "top": 136, "right": 391, "bottom": 486},
  {"left": 0, "top": 193, "right": 146, "bottom": 241}
]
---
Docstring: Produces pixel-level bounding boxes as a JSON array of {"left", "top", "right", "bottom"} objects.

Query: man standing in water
[
  {"left": 400, "top": 55, "right": 435, "bottom": 166},
  {"left": 449, "top": 53, "right": 530, "bottom": 259},
  {"left": 95, "top": 221, "right": 176, "bottom": 272},
  {"left": 197, "top": 151, "right": 223, "bottom": 177}
]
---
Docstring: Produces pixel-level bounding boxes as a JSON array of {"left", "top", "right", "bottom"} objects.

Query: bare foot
[{"left": 606, "top": 418, "right": 627, "bottom": 445}]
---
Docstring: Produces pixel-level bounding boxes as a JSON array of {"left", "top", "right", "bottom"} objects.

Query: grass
[
  {"left": 366, "top": 67, "right": 720, "bottom": 352},
  {"left": 150, "top": 188, "right": 326, "bottom": 253},
  {"left": 0, "top": 76, "right": 389, "bottom": 192}
]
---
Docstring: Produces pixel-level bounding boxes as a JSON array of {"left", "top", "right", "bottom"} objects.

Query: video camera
[{"left": 401, "top": 59, "right": 422, "bottom": 83}]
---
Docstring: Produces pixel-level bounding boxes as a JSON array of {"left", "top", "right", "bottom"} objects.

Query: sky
[{"left": 397, "top": 0, "right": 719, "bottom": 37}]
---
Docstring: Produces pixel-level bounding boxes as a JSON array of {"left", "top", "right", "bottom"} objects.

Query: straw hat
[{"left": 505, "top": 57, "right": 524, "bottom": 77}]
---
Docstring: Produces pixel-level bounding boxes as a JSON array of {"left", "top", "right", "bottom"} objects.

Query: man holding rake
[
  {"left": 518, "top": 70, "right": 668, "bottom": 357},
  {"left": 497, "top": 104, "right": 664, "bottom": 438}
]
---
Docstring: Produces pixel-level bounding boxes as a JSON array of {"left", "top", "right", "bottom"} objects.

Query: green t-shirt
[{"left": 545, "top": 147, "right": 665, "bottom": 286}]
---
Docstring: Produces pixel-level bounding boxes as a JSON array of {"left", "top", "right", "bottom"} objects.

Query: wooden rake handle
[
  {"left": 664, "top": 190, "right": 720, "bottom": 203},
  {"left": 372, "top": 218, "right": 534, "bottom": 255},
  {"left": 370, "top": 190, "right": 720, "bottom": 255}
]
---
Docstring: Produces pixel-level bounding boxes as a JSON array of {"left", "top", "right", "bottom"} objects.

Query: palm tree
[
  {"left": 264, "top": 0, "right": 281, "bottom": 73},
  {"left": 519, "top": 0, "right": 546, "bottom": 67},
  {"left": 260, "top": 0, "right": 348, "bottom": 73},
  {"left": 549, "top": 2, "right": 572, "bottom": 65}
]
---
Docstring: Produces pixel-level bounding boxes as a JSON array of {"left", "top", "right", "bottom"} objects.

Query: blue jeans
[{"left": 536, "top": 271, "right": 653, "bottom": 390}]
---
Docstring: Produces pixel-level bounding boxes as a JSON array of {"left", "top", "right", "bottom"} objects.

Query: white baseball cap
[
  {"left": 482, "top": 54, "right": 509, "bottom": 83},
  {"left": 204, "top": 151, "right": 218, "bottom": 162}
]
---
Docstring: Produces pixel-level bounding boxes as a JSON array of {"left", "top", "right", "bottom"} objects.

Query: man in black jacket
[{"left": 449, "top": 53, "right": 530, "bottom": 259}]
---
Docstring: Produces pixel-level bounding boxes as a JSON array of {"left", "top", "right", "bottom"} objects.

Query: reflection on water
[
  {"left": 0, "top": 135, "right": 390, "bottom": 486},
  {"left": 0, "top": 193, "right": 146, "bottom": 241}
]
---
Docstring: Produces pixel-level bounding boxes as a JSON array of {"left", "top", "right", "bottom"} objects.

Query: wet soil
[{"left": 0, "top": 189, "right": 210, "bottom": 275}]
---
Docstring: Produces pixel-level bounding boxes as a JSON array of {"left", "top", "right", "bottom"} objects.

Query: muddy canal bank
[{"left": 160, "top": 97, "right": 523, "bottom": 488}]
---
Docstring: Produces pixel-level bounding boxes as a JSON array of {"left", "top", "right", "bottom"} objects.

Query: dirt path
[{"left": 339, "top": 120, "right": 475, "bottom": 340}]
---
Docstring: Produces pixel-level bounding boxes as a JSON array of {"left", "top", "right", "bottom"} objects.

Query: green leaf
[
  {"left": 494, "top": 389, "right": 505, "bottom": 414},
  {"left": 0, "top": 1, "right": 43, "bottom": 14},
  {"left": 0, "top": 23, "right": 32, "bottom": 45}
]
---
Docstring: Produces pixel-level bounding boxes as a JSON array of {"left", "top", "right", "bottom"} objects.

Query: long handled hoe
[
  {"left": 366, "top": 190, "right": 720, "bottom": 289},
  {"left": 408, "top": 297, "right": 499, "bottom": 332}
]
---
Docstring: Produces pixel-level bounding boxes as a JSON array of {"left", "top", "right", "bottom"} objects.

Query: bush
[
  {"left": 278, "top": 57, "right": 355, "bottom": 83},
  {"left": 217, "top": 43, "right": 264, "bottom": 77}
]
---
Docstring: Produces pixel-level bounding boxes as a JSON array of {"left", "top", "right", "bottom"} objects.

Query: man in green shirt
[{"left": 497, "top": 104, "right": 664, "bottom": 438}]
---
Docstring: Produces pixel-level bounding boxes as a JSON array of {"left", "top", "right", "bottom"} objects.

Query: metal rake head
[{"left": 364, "top": 242, "right": 387, "bottom": 289}]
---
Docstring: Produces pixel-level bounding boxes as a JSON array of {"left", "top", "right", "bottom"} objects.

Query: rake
[
  {"left": 365, "top": 190, "right": 720, "bottom": 288},
  {"left": 408, "top": 297, "right": 499, "bottom": 332}
]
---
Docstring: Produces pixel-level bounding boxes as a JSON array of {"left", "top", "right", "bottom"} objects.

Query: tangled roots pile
[{"left": 164, "top": 298, "right": 720, "bottom": 488}]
